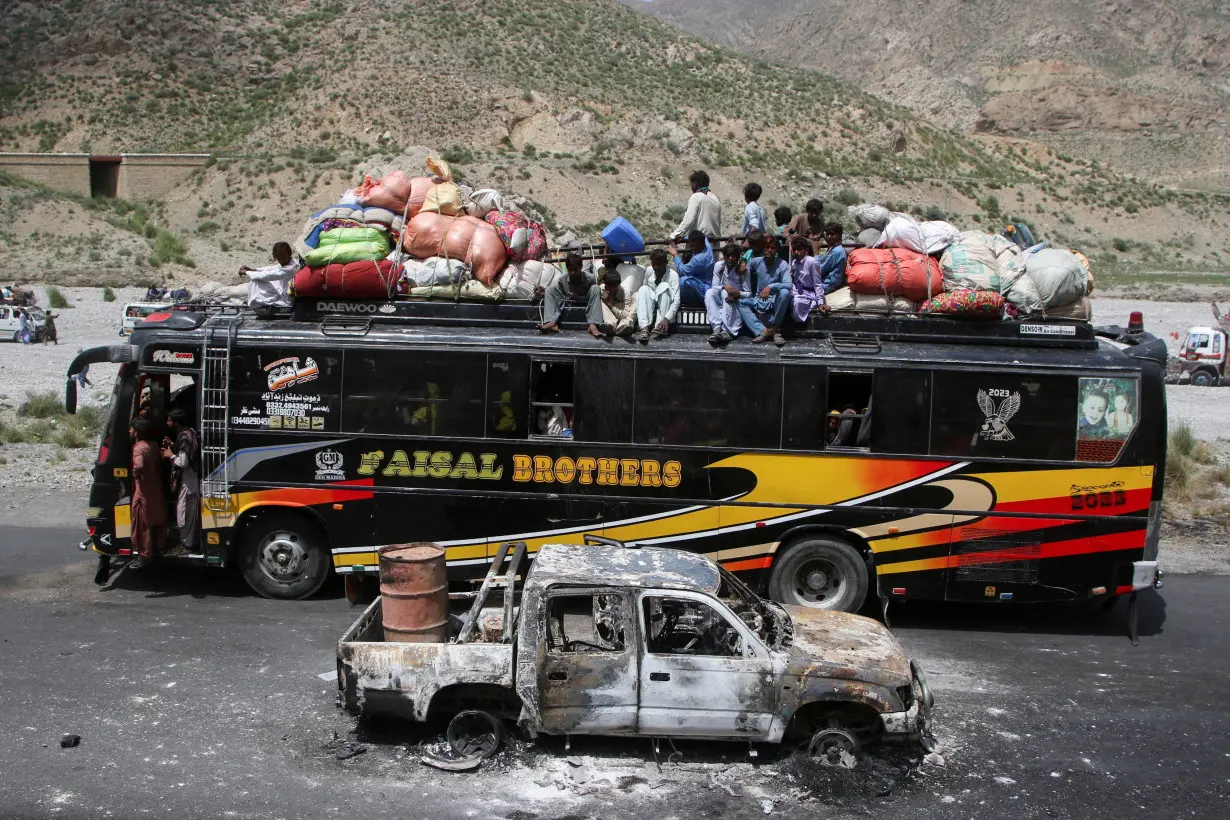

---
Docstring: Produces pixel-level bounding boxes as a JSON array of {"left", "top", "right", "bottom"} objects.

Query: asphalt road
[{"left": 1, "top": 526, "right": 1227, "bottom": 819}]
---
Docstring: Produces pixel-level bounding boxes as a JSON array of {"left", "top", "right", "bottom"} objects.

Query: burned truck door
[
  {"left": 636, "top": 590, "right": 775, "bottom": 738},
  {"left": 536, "top": 589, "right": 639, "bottom": 735}
]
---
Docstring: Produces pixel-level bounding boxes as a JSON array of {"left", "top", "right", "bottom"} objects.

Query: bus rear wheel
[
  {"left": 240, "top": 513, "right": 331, "bottom": 600},
  {"left": 768, "top": 536, "right": 868, "bottom": 613}
]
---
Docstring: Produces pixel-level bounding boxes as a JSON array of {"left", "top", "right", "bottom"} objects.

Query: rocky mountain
[
  {"left": 631, "top": 0, "right": 1230, "bottom": 191},
  {"left": 0, "top": 0, "right": 1226, "bottom": 284}
]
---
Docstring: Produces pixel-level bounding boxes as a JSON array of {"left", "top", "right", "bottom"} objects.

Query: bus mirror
[{"left": 65, "top": 379, "right": 77, "bottom": 415}]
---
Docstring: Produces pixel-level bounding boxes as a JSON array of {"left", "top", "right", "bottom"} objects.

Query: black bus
[{"left": 67, "top": 300, "right": 1167, "bottom": 613}]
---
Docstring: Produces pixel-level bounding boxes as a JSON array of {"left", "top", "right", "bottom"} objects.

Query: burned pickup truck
[{"left": 337, "top": 541, "right": 932, "bottom": 766}]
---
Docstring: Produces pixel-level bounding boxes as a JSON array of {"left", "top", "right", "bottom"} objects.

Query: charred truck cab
[{"left": 67, "top": 301, "right": 1167, "bottom": 609}]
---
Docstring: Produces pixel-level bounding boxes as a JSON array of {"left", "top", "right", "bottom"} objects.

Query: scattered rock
[{"left": 59, "top": 733, "right": 80, "bottom": 749}]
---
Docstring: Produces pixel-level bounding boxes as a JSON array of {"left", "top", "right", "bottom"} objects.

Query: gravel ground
[{"left": 1, "top": 290, "right": 1225, "bottom": 572}]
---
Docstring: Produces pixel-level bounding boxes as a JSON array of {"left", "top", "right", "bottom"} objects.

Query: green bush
[
  {"left": 835, "top": 188, "right": 860, "bottom": 207},
  {"left": 102, "top": 286, "right": 116, "bottom": 302},
  {"left": 46, "top": 286, "right": 71, "bottom": 309},
  {"left": 18, "top": 390, "right": 63, "bottom": 419},
  {"left": 1112, "top": 238, "right": 1130, "bottom": 253}
]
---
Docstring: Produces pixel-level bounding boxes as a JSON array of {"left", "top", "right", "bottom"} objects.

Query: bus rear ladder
[{"left": 200, "top": 315, "right": 243, "bottom": 511}]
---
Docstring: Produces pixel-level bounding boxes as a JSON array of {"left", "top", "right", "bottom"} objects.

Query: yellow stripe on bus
[{"left": 970, "top": 466, "right": 1152, "bottom": 503}]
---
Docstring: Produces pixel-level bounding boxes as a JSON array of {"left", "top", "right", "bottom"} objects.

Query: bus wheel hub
[
  {"left": 806, "top": 568, "right": 829, "bottom": 592},
  {"left": 261, "top": 533, "right": 306, "bottom": 579}
]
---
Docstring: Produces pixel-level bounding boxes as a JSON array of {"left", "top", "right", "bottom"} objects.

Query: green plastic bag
[
  {"left": 316, "top": 226, "right": 389, "bottom": 248},
  {"left": 304, "top": 241, "right": 391, "bottom": 267}
]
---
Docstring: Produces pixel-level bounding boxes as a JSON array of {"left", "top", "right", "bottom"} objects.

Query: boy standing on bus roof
[
  {"left": 738, "top": 239, "right": 792, "bottom": 347},
  {"left": 539, "top": 242, "right": 601, "bottom": 336},
  {"left": 634, "top": 248, "right": 680, "bottom": 343},
  {"left": 742, "top": 183, "right": 769, "bottom": 236}
]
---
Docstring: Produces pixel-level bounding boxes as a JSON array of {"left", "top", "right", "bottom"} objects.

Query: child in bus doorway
[{"left": 127, "top": 417, "right": 167, "bottom": 570}]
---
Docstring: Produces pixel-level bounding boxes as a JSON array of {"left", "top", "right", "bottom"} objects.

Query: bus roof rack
[{"left": 290, "top": 297, "right": 1100, "bottom": 350}]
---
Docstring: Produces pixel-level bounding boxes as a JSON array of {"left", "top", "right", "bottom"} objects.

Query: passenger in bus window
[
  {"left": 738, "top": 238, "right": 792, "bottom": 346},
  {"left": 539, "top": 242, "right": 600, "bottom": 336},
  {"left": 126, "top": 417, "right": 167, "bottom": 571},
  {"left": 634, "top": 248, "right": 680, "bottom": 343},
  {"left": 705, "top": 243, "right": 750, "bottom": 346},
  {"left": 818, "top": 222, "right": 848, "bottom": 294},
  {"left": 408, "top": 382, "right": 442, "bottom": 435}
]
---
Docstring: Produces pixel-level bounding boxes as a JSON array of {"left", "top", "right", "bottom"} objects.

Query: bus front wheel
[
  {"left": 239, "top": 513, "right": 331, "bottom": 600},
  {"left": 768, "top": 536, "right": 868, "bottom": 613}
]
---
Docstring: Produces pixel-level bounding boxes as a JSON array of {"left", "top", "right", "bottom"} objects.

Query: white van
[
  {"left": 1178, "top": 326, "right": 1227, "bottom": 386},
  {"left": 120, "top": 303, "right": 171, "bottom": 336},
  {"left": 0, "top": 304, "right": 46, "bottom": 341}
]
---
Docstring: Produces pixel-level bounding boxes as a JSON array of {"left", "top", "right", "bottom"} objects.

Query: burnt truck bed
[{"left": 337, "top": 597, "right": 516, "bottom": 719}]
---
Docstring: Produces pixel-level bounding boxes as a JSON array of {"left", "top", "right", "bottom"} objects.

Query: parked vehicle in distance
[
  {"left": 1177, "top": 326, "right": 1226, "bottom": 386},
  {"left": 338, "top": 541, "right": 933, "bottom": 768},
  {"left": 119, "top": 302, "right": 170, "bottom": 336},
  {"left": 0, "top": 304, "right": 46, "bottom": 341}
]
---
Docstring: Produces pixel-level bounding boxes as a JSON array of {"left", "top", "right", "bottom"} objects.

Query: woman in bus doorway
[{"left": 127, "top": 417, "right": 167, "bottom": 570}]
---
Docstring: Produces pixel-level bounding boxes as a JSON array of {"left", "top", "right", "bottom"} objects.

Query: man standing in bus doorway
[
  {"left": 127, "top": 417, "right": 167, "bottom": 570},
  {"left": 162, "top": 409, "right": 200, "bottom": 554}
]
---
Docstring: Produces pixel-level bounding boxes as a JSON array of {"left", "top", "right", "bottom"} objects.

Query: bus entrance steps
[{"left": 199, "top": 314, "right": 244, "bottom": 512}]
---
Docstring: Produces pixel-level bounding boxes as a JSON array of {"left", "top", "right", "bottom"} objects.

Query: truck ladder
[{"left": 199, "top": 314, "right": 243, "bottom": 512}]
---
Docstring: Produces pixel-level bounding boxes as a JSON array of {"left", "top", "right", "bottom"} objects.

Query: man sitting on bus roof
[
  {"left": 738, "top": 237, "right": 792, "bottom": 346},
  {"left": 202, "top": 242, "right": 301, "bottom": 308},
  {"left": 634, "top": 248, "right": 680, "bottom": 343},
  {"left": 704, "top": 243, "right": 750, "bottom": 346},
  {"left": 818, "top": 222, "right": 849, "bottom": 294},
  {"left": 670, "top": 229, "right": 715, "bottom": 307},
  {"left": 596, "top": 260, "right": 637, "bottom": 339},
  {"left": 539, "top": 241, "right": 602, "bottom": 337}
]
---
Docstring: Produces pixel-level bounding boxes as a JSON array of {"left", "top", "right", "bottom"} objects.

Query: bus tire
[
  {"left": 239, "top": 512, "right": 331, "bottom": 600},
  {"left": 768, "top": 536, "right": 868, "bottom": 613}
]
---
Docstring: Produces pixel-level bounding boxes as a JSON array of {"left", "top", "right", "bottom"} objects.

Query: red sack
[
  {"left": 401, "top": 212, "right": 508, "bottom": 286},
  {"left": 846, "top": 248, "right": 942, "bottom": 303},
  {"left": 293, "top": 260, "right": 399, "bottom": 299},
  {"left": 483, "top": 210, "right": 548, "bottom": 263},
  {"left": 356, "top": 172, "right": 436, "bottom": 218}
]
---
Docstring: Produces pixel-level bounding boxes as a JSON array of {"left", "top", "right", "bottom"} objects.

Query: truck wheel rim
[
  {"left": 447, "top": 711, "right": 501, "bottom": 759},
  {"left": 257, "top": 531, "right": 309, "bottom": 584},
  {"left": 793, "top": 558, "right": 845, "bottom": 606},
  {"left": 808, "top": 728, "right": 858, "bottom": 769}
]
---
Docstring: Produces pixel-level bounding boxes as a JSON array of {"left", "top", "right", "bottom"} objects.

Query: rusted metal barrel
[{"left": 379, "top": 543, "right": 449, "bottom": 643}]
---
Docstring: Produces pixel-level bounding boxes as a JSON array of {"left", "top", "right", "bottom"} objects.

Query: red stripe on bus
[
  {"left": 995, "top": 487, "right": 1151, "bottom": 517},
  {"left": 721, "top": 557, "right": 773, "bottom": 573},
  {"left": 952, "top": 530, "right": 1145, "bottom": 569},
  {"left": 1115, "top": 585, "right": 1134, "bottom": 595}
]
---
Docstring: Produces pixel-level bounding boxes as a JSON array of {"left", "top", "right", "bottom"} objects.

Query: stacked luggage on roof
[
  {"left": 293, "top": 156, "right": 555, "bottom": 303},
  {"left": 291, "top": 156, "right": 1095, "bottom": 325},
  {"left": 829, "top": 204, "right": 1094, "bottom": 322}
]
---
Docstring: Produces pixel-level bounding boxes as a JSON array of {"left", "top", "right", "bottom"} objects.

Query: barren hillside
[
  {"left": 0, "top": 0, "right": 1226, "bottom": 284},
  {"left": 634, "top": 0, "right": 1230, "bottom": 191}
]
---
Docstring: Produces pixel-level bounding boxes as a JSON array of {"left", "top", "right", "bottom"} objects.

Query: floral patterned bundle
[
  {"left": 920, "top": 287, "right": 1004, "bottom": 318},
  {"left": 483, "top": 210, "right": 548, "bottom": 263}
]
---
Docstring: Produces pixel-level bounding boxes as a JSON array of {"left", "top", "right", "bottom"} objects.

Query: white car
[
  {"left": 0, "top": 304, "right": 46, "bottom": 341},
  {"left": 120, "top": 302, "right": 171, "bottom": 336}
]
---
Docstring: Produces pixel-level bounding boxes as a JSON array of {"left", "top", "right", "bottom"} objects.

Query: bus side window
[
  {"left": 487, "top": 355, "right": 529, "bottom": 439},
  {"left": 343, "top": 351, "right": 484, "bottom": 437},
  {"left": 783, "top": 366, "right": 825, "bottom": 451},
  {"left": 530, "top": 361, "right": 575, "bottom": 438},
  {"left": 574, "top": 359, "right": 633, "bottom": 443},
  {"left": 634, "top": 361, "right": 780, "bottom": 449},
  {"left": 869, "top": 369, "right": 931, "bottom": 455},
  {"left": 826, "top": 372, "right": 872, "bottom": 448}
]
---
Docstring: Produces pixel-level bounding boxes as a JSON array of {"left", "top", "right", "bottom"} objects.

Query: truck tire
[
  {"left": 239, "top": 513, "right": 332, "bottom": 600},
  {"left": 1191, "top": 369, "right": 1218, "bottom": 387},
  {"left": 768, "top": 536, "right": 869, "bottom": 612}
]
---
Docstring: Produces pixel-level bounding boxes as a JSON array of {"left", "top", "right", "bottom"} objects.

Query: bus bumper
[{"left": 1132, "top": 560, "right": 1161, "bottom": 591}]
